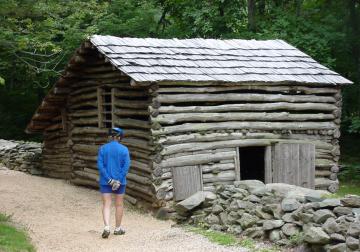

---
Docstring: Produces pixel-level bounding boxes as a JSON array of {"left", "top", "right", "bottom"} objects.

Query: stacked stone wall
[
  {"left": 0, "top": 139, "right": 42, "bottom": 175},
  {"left": 174, "top": 181, "right": 360, "bottom": 251}
]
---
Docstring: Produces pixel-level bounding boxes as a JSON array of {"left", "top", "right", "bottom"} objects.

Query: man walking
[{"left": 97, "top": 127, "right": 130, "bottom": 239}]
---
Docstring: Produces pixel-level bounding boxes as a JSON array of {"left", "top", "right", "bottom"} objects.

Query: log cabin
[{"left": 26, "top": 35, "right": 352, "bottom": 207}]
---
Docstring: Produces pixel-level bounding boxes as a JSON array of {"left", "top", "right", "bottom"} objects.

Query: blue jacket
[{"left": 97, "top": 141, "right": 131, "bottom": 186}]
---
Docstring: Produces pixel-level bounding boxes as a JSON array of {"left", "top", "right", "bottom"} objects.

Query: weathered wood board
[{"left": 172, "top": 166, "right": 203, "bottom": 201}]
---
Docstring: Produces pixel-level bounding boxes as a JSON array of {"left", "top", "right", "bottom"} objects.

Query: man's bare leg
[
  {"left": 114, "top": 194, "right": 125, "bottom": 235},
  {"left": 115, "top": 194, "right": 124, "bottom": 227},
  {"left": 101, "top": 193, "right": 112, "bottom": 238}
]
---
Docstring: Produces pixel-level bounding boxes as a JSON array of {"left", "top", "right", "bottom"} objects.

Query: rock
[
  {"left": 282, "top": 213, "right": 296, "bottom": 223},
  {"left": 226, "top": 213, "right": 237, "bottom": 224},
  {"left": 232, "top": 193, "right": 246, "bottom": 199},
  {"left": 298, "top": 213, "right": 313, "bottom": 223},
  {"left": 204, "top": 191, "right": 217, "bottom": 204},
  {"left": 212, "top": 204, "right": 224, "bottom": 214},
  {"left": 329, "top": 233, "right": 345, "bottom": 242},
  {"left": 244, "top": 194, "right": 261, "bottom": 203},
  {"left": 262, "top": 204, "right": 283, "bottom": 219},
  {"left": 333, "top": 206, "right": 353, "bottom": 216},
  {"left": 352, "top": 208, "right": 360, "bottom": 217},
  {"left": 255, "top": 206, "right": 273, "bottom": 220},
  {"left": 205, "top": 214, "right": 220, "bottom": 225},
  {"left": 233, "top": 188, "right": 249, "bottom": 196},
  {"left": 341, "top": 195, "right": 360, "bottom": 207},
  {"left": 262, "top": 195, "right": 281, "bottom": 205},
  {"left": 174, "top": 191, "right": 205, "bottom": 215},
  {"left": 347, "top": 222, "right": 360, "bottom": 237},
  {"left": 238, "top": 213, "right": 259, "bottom": 229},
  {"left": 346, "top": 236, "right": 359, "bottom": 250},
  {"left": 313, "top": 209, "right": 335, "bottom": 224},
  {"left": 305, "top": 195, "right": 324, "bottom": 202},
  {"left": 227, "top": 225, "right": 242, "bottom": 235},
  {"left": 155, "top": 208, "right": 170, "bottom": 220},
  {"left": 269, "top": 229, "right": 281, "bottom": 242},
  {"left": 251, "top": 186, "right": 268, "bottom": 196},
  {"left": 219, "top": 191, "right": 232, "bottom": 199},
  {"left": 275, "top": 239, "right": 291, "bottom": 246},
  {"left": 236, "top": 200, "right": 255, "bottom": 210},
  {"left": 337, "top": 216, "right": 351, "bottom": 234},
  {"left": 266, "top": 183, "right": 330, "bottom": 200},
  {"left": 210, "top": 224, "right": 223, "bottom": 232},
  {"left": 281, "top": 223, "right": 300, "bottom": 236},
  {"left": 242, "top": 226, "right": 264, "bottom": 239},
  {"left": 219, "top": 212, "right": 228, "bottom": 225},
  {"left": 281, "top": 198, "right": 301, "bottom": 212},
  {"left": 303, "top": 227, "right": 330, "bottom": 244},
  {"left": 263, "top": 220, "right": 284, "bottom": 230},
  {"left": 317, "top": 199, "right": 341, "bottom": 209},
  {"left": 215, "top": 185, "right": 226, "bottom": 193},
  {"left": 322, "top": 218, "right": 339, "bottom": 234},
  {"left": 327, "top": 243, "right": 347, "bottom": 252},
  {"left": 234, "top": 180, "right": 265, "bottom": 193},
  {"left": 229, "top": 200, "right": 240, "bottom": 211},
  {"left": 190, "top": 213, "right": 206, "bottom": 225}
]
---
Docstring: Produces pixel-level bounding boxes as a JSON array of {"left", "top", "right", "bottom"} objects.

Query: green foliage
[
  {"left": 0, "top": 88, "right": 42, "bottom": 141},
  {"left": 0, "top": 0, "right": 359, "bottom": 139},
  {"left": 0, "top": 213, "right": 35, "bottom": 252},
  {"left": 98, "top": 0, "right": 161, "bottom": 37},
  {"left": 289, "top": 232, "right": 304, "bottom": 246},
  {"left": 239, "top": 238, "right": 256, "bottom": 249},
  {"left": 335, "top": 182, "right": 360, "bottom": 197},
  {"left": 348, "top": 115, "right": 360, "bottom": 134},
  {"left": 188, "top": 226, "right": 238, "bottom": 246}
]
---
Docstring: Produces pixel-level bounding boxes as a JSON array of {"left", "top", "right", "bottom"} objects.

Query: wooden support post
[
  {"left": 264, "top": 145, "right": 272, "bottom": 183},
  {"left": 97, "top": 87, "right": 102, "bottom": 128},
  {"left": 235, "top": 147, "right": 240, "bottom": 181}
]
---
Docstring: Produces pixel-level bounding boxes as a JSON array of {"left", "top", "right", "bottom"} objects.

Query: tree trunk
[{"left": 247, "top": 0, "right": 256, "bottom": 31}]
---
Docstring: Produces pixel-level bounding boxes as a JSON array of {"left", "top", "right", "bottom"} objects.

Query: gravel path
[{"left": 0, "top": 168, "right": 246, "bottom": 252}]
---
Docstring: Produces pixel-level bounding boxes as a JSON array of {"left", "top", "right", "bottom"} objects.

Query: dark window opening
[
  {"left": 99, "top": 87, "right": 113, "bottom": 129},
  {"left": 239, "top": 146, "right": 265, "bottom": 182}
]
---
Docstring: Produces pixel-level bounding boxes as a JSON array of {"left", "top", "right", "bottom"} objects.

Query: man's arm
[
  {"left": 119, "top": 148, "right": 131, "bottom": 184},
  {"left": 97, "top": 147, "right": 111, "bottom": 183}
]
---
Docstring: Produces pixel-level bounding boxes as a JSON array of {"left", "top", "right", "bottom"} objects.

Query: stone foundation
[
  {"left": 174, "top": 180, "right": 360, "bottom": 251},
  {"left": 0, "top": 139, "right": 42, "bottom": 175}
]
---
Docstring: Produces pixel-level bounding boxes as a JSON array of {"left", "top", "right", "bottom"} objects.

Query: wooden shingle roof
[
  {"left": 91, "top": 35, "right": 352, "bottom": 85},
  {"left": 26, "top": 35, "right": 352, "bottom": 134}
]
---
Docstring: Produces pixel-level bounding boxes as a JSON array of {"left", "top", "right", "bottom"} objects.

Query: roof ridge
[{"left": 89, "top": 35, "right": 352, "bottom": 85}]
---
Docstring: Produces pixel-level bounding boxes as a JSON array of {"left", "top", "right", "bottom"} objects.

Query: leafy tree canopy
[{"left": 0, "top": 0, "right": 359, "bottom": 140}]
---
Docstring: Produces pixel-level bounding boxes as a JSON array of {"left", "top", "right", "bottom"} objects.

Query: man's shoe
[
  {"left": 114, "top": 227, "right": 125, "bottom": 235},
  {"left": 102, "top": 229, "right": 110, "bottom": 239}
]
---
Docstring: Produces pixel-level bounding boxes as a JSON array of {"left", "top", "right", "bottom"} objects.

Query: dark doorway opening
[{"left": 239, "top": 146, "right": 265, "bottom": 182}]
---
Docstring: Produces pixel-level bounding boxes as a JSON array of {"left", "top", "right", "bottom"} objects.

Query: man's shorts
[{"left": 100, "top": 184, "right": 126, "bottom": 194}]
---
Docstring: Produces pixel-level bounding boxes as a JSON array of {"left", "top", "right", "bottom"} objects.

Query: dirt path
[{"left": 0, "top": 168, "right": 245, "bottom": 252}]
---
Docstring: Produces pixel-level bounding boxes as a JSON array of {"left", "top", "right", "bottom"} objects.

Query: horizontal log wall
[
  {"left": 42, "top": 114, "right": 72, "bottom": 179},
  {"left": 150, "top": 83, "right": 342, "bottom": 200},
  {"left": 63, "top": 47, "right": 155, "bottom": 205}
]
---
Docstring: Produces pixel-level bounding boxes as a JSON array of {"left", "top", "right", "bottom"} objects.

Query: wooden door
[
  {"left": 272, "top": 143, "right": 315, "bottom": 188},
  {"left": 172, "top": 166, "right": 203, "bottom": 201}
]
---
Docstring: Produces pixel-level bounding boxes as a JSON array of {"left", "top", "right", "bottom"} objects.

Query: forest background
[{"left": 0, "top": 0, "right": 359, "bottom": 182}]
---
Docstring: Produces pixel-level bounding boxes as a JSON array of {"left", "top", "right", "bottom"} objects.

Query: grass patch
[
  {"left": 0, "top": 213, "right": 35, "bottom": 252},
  {"left": 188, "top": 226, "right": 238, "bottom": 246},
  {"left": 186, "top": 226, "right": 281, "bottom": 252},
  {"left": 239, "top": 237, "right": 256, "bottom": 249},
  {"left": 336, "top": 134, "right": 360, "bottom": 196},
  {"left": 334, "top": 183, "right": 360, "bottom": 197}
]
